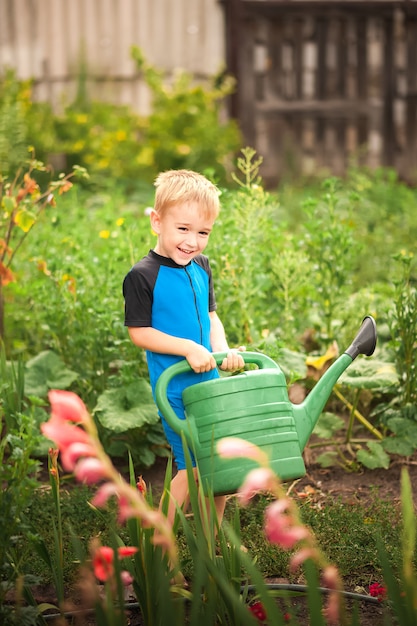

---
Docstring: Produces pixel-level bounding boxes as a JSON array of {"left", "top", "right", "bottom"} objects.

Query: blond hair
[{"left": 154, "top": 170, "right": 220, "bottom": 219}]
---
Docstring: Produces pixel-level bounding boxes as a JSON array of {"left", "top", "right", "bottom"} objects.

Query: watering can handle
[{"left": 154, "top": 351, "right": 279, "bottom": 437}]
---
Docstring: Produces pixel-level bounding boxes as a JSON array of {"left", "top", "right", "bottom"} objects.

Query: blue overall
[{"left": 123, "top": 249, "right": 219, "bottom": 468}]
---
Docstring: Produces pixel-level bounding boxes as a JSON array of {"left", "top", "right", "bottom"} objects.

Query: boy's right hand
[{"left": 185, "top": 343, "right": 216, "bottom": 373}]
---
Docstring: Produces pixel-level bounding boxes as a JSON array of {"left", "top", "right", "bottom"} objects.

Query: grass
[{"left": 22, "top": 472, "right": 401, "bottom": 598}]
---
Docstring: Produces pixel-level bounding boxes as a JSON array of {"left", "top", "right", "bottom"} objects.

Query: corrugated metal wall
[{"left": 0, "top": 0, "right": 226, "bottom": 112}]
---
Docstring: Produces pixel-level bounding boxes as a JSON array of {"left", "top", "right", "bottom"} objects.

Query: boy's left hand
[{"left": 219, "top": 347, "right": 246, "bottom": 372}]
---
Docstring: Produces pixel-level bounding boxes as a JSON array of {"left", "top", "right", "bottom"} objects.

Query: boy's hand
[
  {"left": 185, "top": 343, "right": 217, "bottom": 373},
  {"left": 219, "top": 347, "right": 246, "bottom": 372}
]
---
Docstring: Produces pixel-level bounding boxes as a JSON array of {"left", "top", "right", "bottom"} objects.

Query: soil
[
  {"left": 23, "top": 453, "right": 417, "bottom": 625},
  {"left": 141, "top": 451, "right": 417, "bottom": 509}
]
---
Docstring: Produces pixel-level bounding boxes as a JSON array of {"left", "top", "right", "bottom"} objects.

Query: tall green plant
[
  {"left": 0, "top": 349, "right": 42, "bottom": 624},
  {"left": 211, "top": 147, "right": 280, "bottom": 344},
  {"left": 301, "top": 178, "right": 362, "bottom": 339},
  {"left": 0, "top": 152, "right": 87, "bottom": 338},
  {"left": 388, "top": 252, "right": 417, "bottom": 405}
]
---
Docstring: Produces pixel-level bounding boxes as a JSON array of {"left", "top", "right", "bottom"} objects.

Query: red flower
[
  {"left": 137, "top": 475, "right": 147, "bottom": 496},
  {"left": 118, "top": 546, "right": 138, "bottom": 558},
  {"left": 93, "top": 546, "right": 114, "bottom": 582},
  {"left": 249, "top": 601, "right": 267, "bottom": 622},
  {"left": 369, "top": 582, "right": 387, "bottom": 602}
]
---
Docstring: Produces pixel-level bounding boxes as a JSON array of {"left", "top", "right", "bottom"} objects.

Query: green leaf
[
  {"left": 313, "top": 411, "right": 344, "bottom": 438},
  {"left": 382, "top": 436, "right": 415, "bottom": 456},
  {"left": 94, "top": 380, "right": 159, "bottom": 433},
  {"left": 277, "top": 348, "right": 308, "bottom": 380},
  {"left": 315, "top": 450, "right": 339, "bottom": 468},
  {"left": 24, "top": 351, "right": 79, "bottom": 397},
  {"left": 386, "top": 417, "right": 417, "bottom": 446},
  {"left": 401, "top": 468, "right": 416, "bottom": 576},
  {"left": 339, "top": 358, "right": 398, "bottom": 391},
  {"left": 356, "top": 441, "right": 390, "bottom": 469},
  {"left": 2, "top": 195, "right": 16, "bottom": 213},
  {"left": 15, "top": 208, "right": 36, "bottom": 232}
]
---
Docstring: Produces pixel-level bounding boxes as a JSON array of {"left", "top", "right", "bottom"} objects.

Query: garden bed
[{"left": 22, "top": 454, "right": 415, "bottom": 625}]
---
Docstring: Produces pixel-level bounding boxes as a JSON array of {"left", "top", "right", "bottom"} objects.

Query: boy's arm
[
  {"left": 127, "top": 326, "right": 216, "bottom": 373},
  {"left": 209, "top": 311, "right": 245, "bottom": 371}
]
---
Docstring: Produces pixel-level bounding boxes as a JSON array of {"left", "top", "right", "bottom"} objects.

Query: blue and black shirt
[{"left": 123, "top": 249, "right": 219, "bottom": 401}]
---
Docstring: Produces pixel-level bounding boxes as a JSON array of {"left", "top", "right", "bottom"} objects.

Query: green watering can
[{"left": 155, "top": 316, "right": 377, "bottom": 495}]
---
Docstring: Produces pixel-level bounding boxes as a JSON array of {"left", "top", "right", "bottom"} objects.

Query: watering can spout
[
  {"left": 293, "top": 316, "right": 377, "bottom": 450},
  {"left": 344, "top": 315, "right": 377, "bottom": 360}
]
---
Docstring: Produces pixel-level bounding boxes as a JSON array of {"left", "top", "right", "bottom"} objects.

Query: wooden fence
[
  {"left": 223, "top": 0, "right": 417, "bottom": 183},
  {"left": 0, "top": 0, "right": 225, "bottom": 113},
  {"left": 2, "top": 0, "right": 417, "bottom": 183}
]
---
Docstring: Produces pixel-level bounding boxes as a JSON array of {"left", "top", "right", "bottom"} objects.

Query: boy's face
[{"left": 151, "top": 202, "right": 215, "bottom": 266}]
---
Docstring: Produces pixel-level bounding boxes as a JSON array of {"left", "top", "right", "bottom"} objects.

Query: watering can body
[{"left": 155, "top": 316, "right": 377, "bottom": 495}]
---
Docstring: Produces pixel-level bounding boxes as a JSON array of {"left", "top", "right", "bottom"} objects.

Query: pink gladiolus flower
[
  {"left": 60, "top": 441, "right": 97, "bottom": 472},
  {"left": 48, "top": 389, "right": 89, "bottom": 423},
  {"left": 324, "top": 590, "right": 341, "bottom": 625},
  {"left": 238, "top": 467, "right": 276, "bottom": 505},
  {"left": 265, "top": 499, "right": 310, "bottom": 549},
  {"left": 322, "top": 565, "right": 340, "bottom": 590},
  {"left": 120, "top": 570, "right": 134, "bottom": 586},
  {"left": 289, "top": 547, "right": 318, "bottom": 572},
  {"left": 93, "top": 546, "right": 114, "bottom": 582},
  {"left": 91, "top": 482, "right": 119, "bottom": 508},
  {"left": 217, "top": 437, "right": 267, "bottom": 464},
  {"left": 41, "top": 413, "right": 90, "bottom": 449},
  {"left": 74, "top": 458, "right": 111, "bottom": 484}
]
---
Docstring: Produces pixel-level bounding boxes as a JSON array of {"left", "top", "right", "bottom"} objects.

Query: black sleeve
[
  {"left": 123, "top": 265, "right": 155, "bottom": 327},
  {"left": 195, "top": 254, "right": 217, "bottom": 312}
]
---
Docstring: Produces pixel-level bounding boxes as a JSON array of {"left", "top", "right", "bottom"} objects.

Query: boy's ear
[{"left": 150, "top": 209, "right": 161, "bottom": 234}]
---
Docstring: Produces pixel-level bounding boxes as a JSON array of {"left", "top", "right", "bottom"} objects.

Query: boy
[{"left": 123, "top": 169, "right": 244, "bottom": 529}]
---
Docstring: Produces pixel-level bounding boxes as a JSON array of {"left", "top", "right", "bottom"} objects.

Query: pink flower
[
  {"left": 265, "top": 499, "right": 310, "bottom": 549},
  {"left": 41, "top": 412, "right": 90, "bottom": 449},
  {"left": 323, "top": 590, "right": 341, "bottom": 625},
  {"left": 238, "top": 467, "right": 276, "bottom": 505},
  {"left": 60, "top": 441, "right": 97, "bottom": 472},
  {"left": 74, "top": 458, "right": 111, "bottom": 484},
  {"left": 91, "top": 483, "right": 119, "bottom": 507},
  {"left": 217, "top": 437, "right": 267, "bottom": 465},
  {"left": 289, "top": 547, "right": 318, "bottom": 572},
  {"left": 322, "top": 565, "right": 340, "bottom": 590},
  {"left": 120, "top": 570, "right": 134, "bottom": 586},
  {"left": 93, "top": 546, "right": 114, "bottom": 582},
  {"left": 48, "top": 390, "right": 89, "bottom": 423}
]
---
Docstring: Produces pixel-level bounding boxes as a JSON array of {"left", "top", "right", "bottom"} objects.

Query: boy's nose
[{"left": 185, "top": 232, "right": 198, "bottom": 247}]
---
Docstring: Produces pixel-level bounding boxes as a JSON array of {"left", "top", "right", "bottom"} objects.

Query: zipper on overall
[{"left": 184, "top": 265, "right": 203, "bottom": 344}]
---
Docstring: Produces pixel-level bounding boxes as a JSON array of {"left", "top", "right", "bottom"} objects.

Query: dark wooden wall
[{"left": 222, "top": 0, "right": 417, "bottom": 185}]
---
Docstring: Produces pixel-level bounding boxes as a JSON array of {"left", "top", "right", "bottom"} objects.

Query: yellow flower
[
  {"left": 115, "top": 130, "right": 127, "bottom": 141},
  {"left": 177, "top": 144, "right": 191, "bottom": 155},
  {"left": 116, "top": 218, "right": 125, "bottom": 227},
  {"left": 76, "top": 114, "right": 88, "bottom": 124},
  {"left": 99, "top": 230, "right": 110, "bottom": 239}
]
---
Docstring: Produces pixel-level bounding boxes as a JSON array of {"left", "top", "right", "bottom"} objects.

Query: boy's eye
[{"left": 199, "top": 231, "right": 209, "bottom": 236}]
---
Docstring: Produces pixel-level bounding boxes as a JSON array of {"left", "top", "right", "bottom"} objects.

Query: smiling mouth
[{"left": 178, "top": 247, "right": 194, "bottom": 255}]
